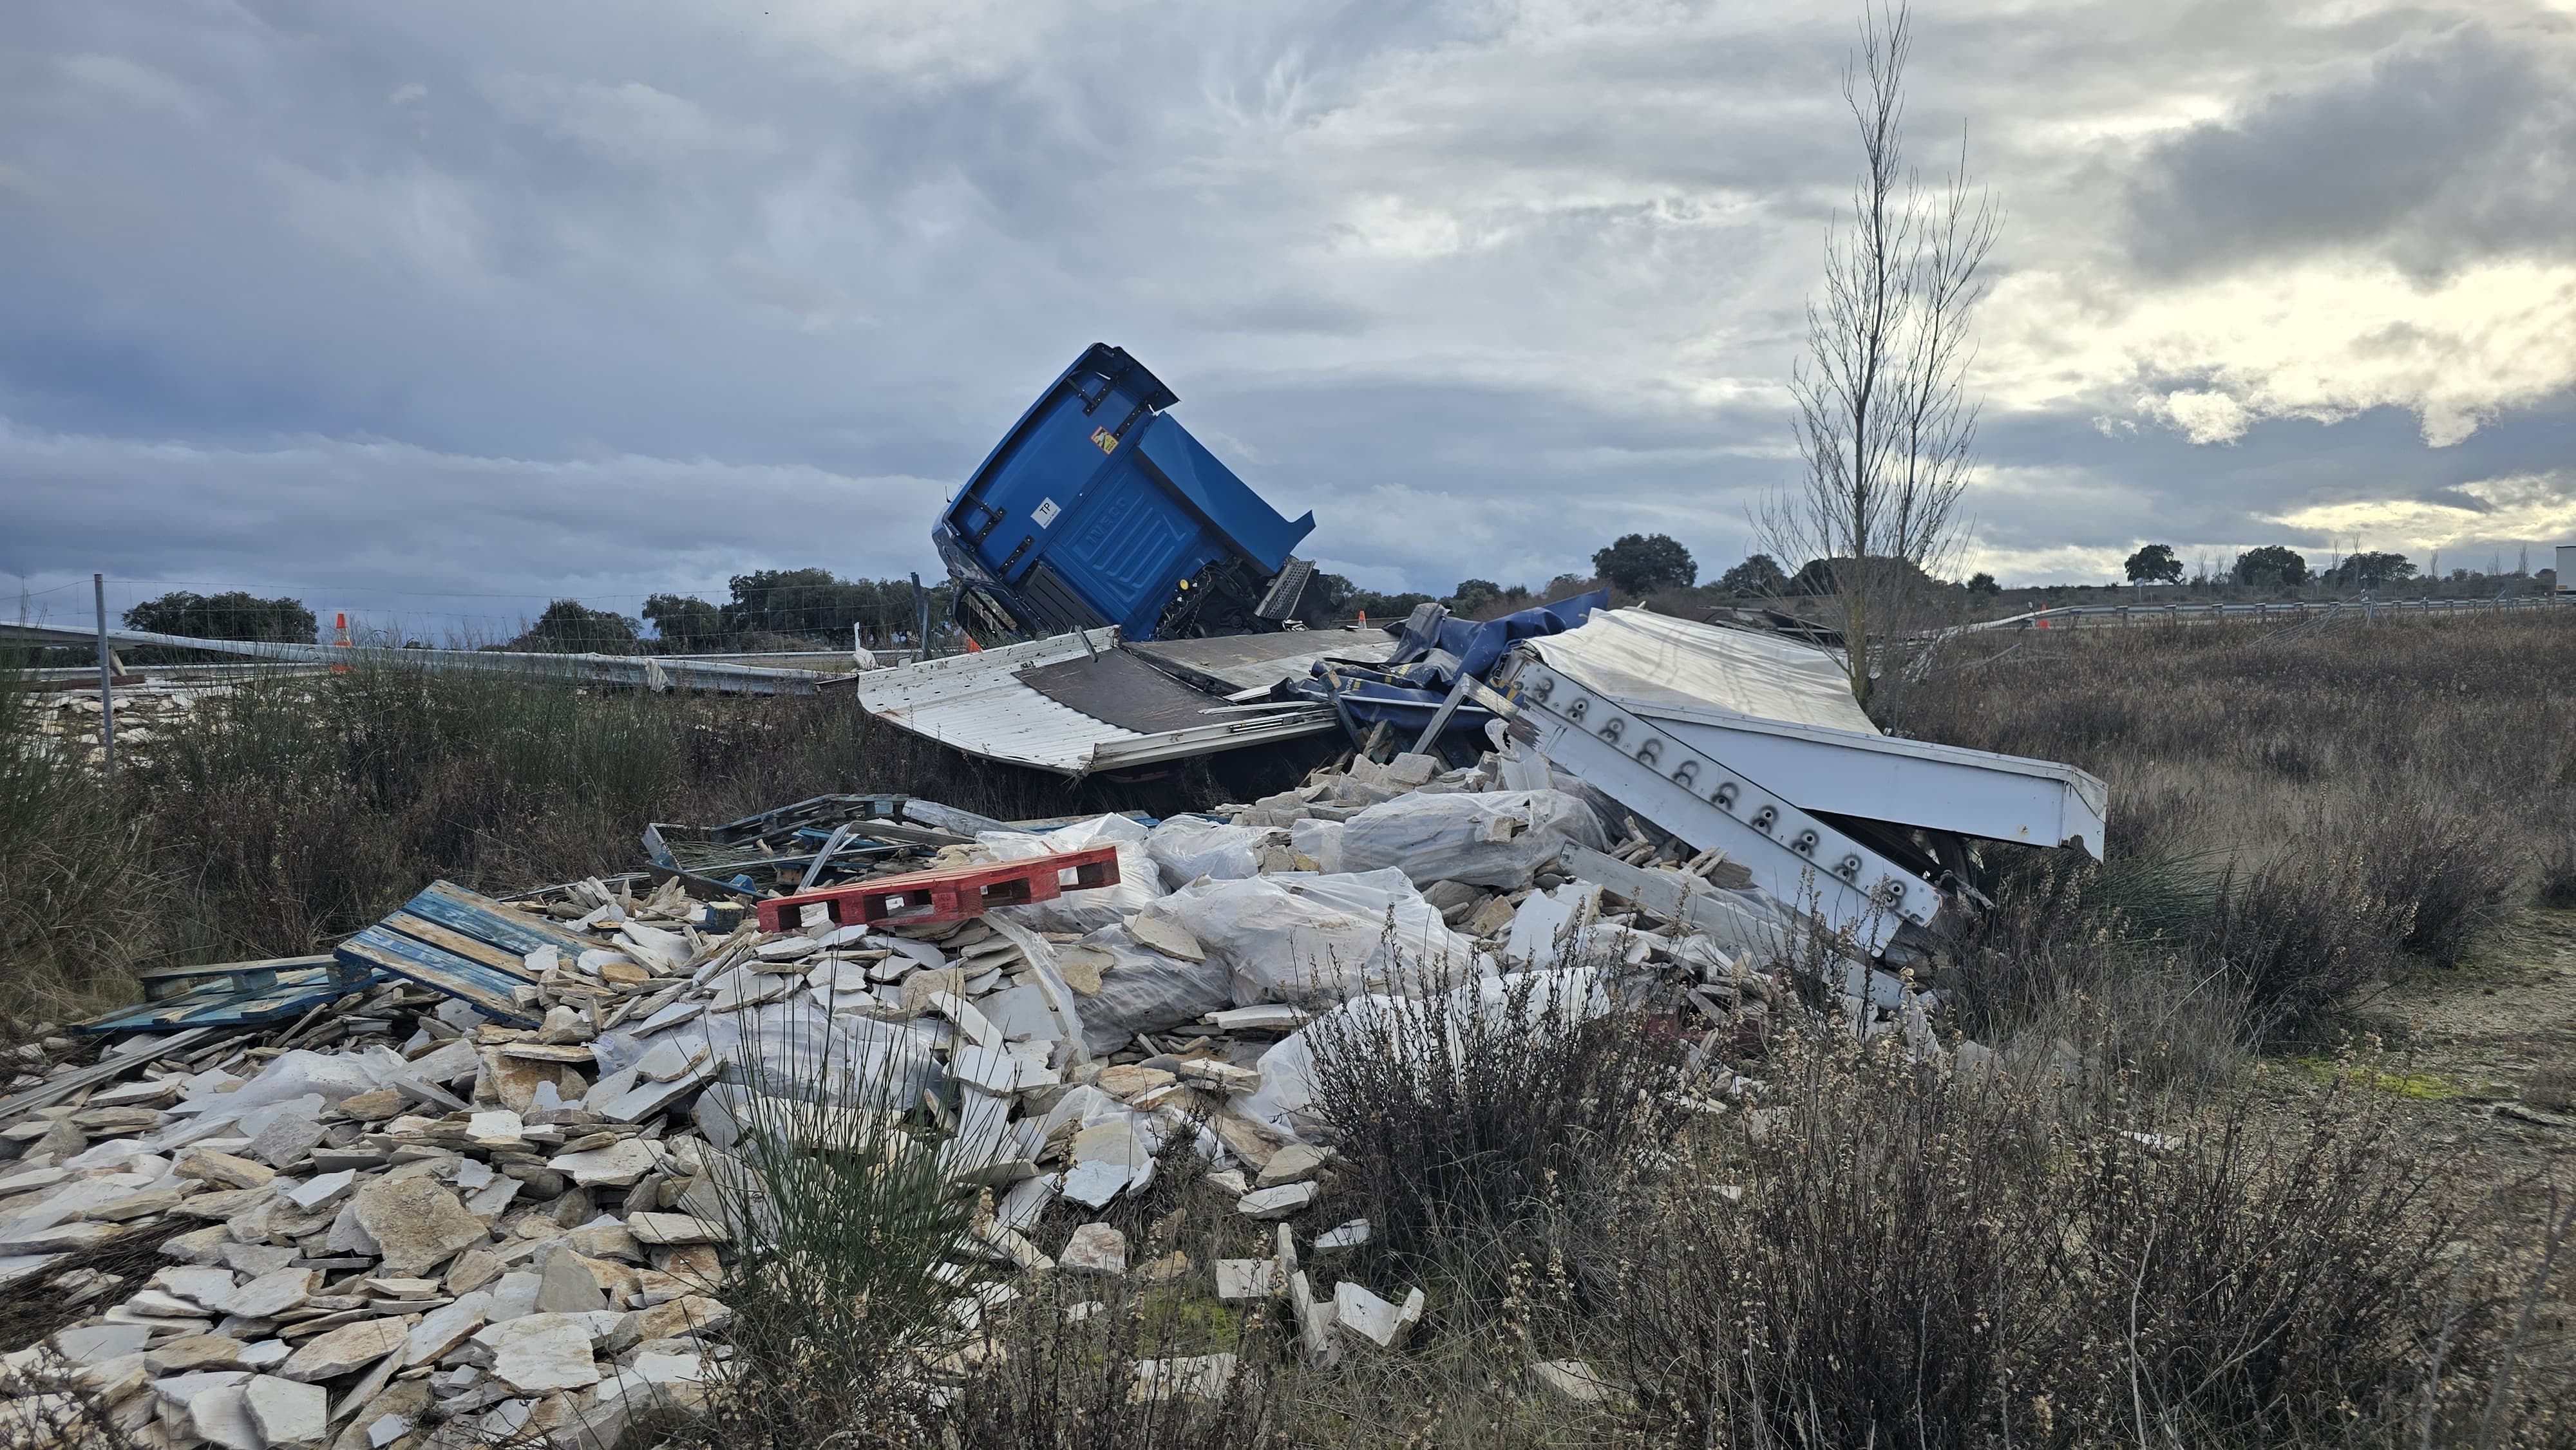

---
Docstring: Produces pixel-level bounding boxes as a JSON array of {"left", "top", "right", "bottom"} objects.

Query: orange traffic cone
[
  {"left": 962, "top": 635, "right": 983, "bottom": 654},
  {"left": 332, "top": 611, "right": 353, "bottom": 670}
]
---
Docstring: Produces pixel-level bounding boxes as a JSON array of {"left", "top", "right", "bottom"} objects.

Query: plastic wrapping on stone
[
  {"left": 1143, "top": 816, "right": 1274, "bottom": 889},
  {"left": 1337, "top": 788, "right": 1608, "bottom": 890},
  {"left": 1057, "top": 923, "right": 1234, "bottom": 1055},
  {"left": 1139, "top": 867, "right": 1481, "bottom": 1008}
]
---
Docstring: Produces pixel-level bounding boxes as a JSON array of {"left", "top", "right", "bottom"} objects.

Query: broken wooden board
[
  {"left": 336, "top": 925, "right": 533, "bottom": 1024},
  {"left": 73, "top": 957, "right": 372, "bottom": 1037},
  {"left": 329, "top": 880, "right": 592, "bottom": 1027},
  {"left": 0, "top": 1026, "right": 225, "bottom": 1125}
]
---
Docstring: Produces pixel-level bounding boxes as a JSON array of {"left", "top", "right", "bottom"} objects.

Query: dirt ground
[
  {"left": 2372, "top": 906, "right": 2576, "bottom": 1156},
  {"left": 2357, "top": 905, "right": 2576, "bottom": 1388}
]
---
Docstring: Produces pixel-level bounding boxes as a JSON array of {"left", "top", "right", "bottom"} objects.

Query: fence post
[{"left": 93, "top": 572, "right": 116, "bottom": 779}]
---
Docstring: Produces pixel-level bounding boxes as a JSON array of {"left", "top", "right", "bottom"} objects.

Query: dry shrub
[
  {"left": 1584, "top": 1029, "right": 2506, "bottom": 1449},
  {"left": 2525, "top": 1060, "right": 2576, "bottom": 1112},
  {"left": 2538, "top": 838, "right": 2576, "bottom": 910},
  {"left": 687, "top": 1013, "right": 982, "bottom": 1450},
  {"left": 1889, "top": 613, "right": 2572, "bottom": 1019},
  {"left": 2201, "top": 843, "right": 2404, "bottom": 1031},
  {"left": 1299, "top": 961, "right": 1688, "bottom": 1295},
  {"left": 1936, "top": 847, "right": 2248, "bottom": 1088}
]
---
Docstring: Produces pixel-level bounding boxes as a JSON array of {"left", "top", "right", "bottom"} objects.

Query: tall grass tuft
[
  {"left": 941, "top": 1278, "right": 1284, "bottom": 1449},
  {"left": 0, "top": 657, "right": 156, "bottom": 1015},
  {"left": 35, "top": 657, "right": 1304, "bottom": 986}
]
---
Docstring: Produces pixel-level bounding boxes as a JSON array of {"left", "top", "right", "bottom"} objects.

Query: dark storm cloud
[
  {"left": 4, "top": 0, "right": 2576, "bottom": 607},
  {"left": 2125, "top": 21, "right": 2576, "bottom": 279}
]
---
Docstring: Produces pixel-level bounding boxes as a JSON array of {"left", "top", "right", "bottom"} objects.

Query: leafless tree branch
[{"left": 1759, "top": 0, "right": 1998, "bottom": 710}]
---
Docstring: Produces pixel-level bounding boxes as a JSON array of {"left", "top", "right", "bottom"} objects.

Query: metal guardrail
[
  {"left": 1968, "top": 594, "right": 2575, "bottom": 632},
  {"left": 0, "top": 621, "right": 843, "bottom": 696}
]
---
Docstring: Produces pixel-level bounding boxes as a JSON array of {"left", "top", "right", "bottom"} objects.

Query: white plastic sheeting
[
  {"left": 169, "top": 1050, "right": 383, "bottom": 1120},
  {"left": 1288, "top": 818, "right": 1345, "bottom": 874},
  {"left": 1138, "top": 869, "right": 1479, "bottom": 1008},
  {"left": 1143, "top": 816, "right": 1274, "bottom": 889},
  {"left": 1057, "top": 923, "right": 1235, "bottom": 1055},
  {"left": 597, "top": 999, "right": 941, "bottom": 1111},
  {"left": 1338, "top": 789, "right": 1607, "bottom": 890}
]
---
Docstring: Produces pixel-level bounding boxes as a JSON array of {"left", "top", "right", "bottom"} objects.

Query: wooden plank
[
  {"left": 133, "top": 954, "right": 334, "bottom": 984},
  {"left": 75, "top": 964, "right": 369, "bottom": 1035},
  {"left": 335, "top": 928, "right": 535, "bottom": 1024},
  {"left": 0, "top": 1026, "right": 220, "bottom": 1126},
  {"left": 83, "top": 986, "right": 329, "bottom": 1033},
  {"left": 412, "top": 881, "right": 596, "bottom": 957},
  {"left": 385, "top": 910, "right": 543, "bottom": 981}
]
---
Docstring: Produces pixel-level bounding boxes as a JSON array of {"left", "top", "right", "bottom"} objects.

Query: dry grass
[
  {"left": 1891, "top": 613, "right": 2544, "bottom": 1044},
  {"left": 0, "top": 659, "right": 1317, "bottom": 1018},
  {"left": 1586, "top": 1028, "right": 2506, "bottom": 1449}
]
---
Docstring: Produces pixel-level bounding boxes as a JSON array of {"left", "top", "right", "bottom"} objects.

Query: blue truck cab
[{"left": 933, "top": 344, "right": 1319, "bottom": 644}]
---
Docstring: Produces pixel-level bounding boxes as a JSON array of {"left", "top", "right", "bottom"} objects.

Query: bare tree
[{"left": 1758, "top": 1, "right": 1998, "bottom": 710}]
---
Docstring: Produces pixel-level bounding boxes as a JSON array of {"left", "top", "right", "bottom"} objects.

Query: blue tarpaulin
[
  {"left": 1390, "top": 591, "right": 1607, "bottom": 687},
  {"left": 1286, "top": 590, "right": 1609, "bottom": 760}
]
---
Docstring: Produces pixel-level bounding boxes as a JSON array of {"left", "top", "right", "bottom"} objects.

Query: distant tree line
[
  {"left": 122, "top": 590, "right": 317, "bottom": 643},
  {"left": 524, "top": 571, "right": 958, "bottom": 653},
  {"left": 115, "top": 532, "right": 2520, "bottom": 665},
  {"left": 2121, "top": 543, "right": 2454, "bottom": 592},
  {"left": 110, "top": 572, "right": 956, "bottom": 658}
]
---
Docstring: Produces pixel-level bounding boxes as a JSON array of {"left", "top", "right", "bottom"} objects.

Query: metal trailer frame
[
  {"left": 1496, "top": 656, "right": 1936, "bottom": 954},
  {"left": 1589, "top": 700, "right": 2105, "bottom": 854}
]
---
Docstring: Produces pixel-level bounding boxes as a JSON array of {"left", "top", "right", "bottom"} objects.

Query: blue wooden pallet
[
  {"left": 332, "top": 880, "right": 600, "bottom": 1028},
  {"left": 75, "top": 956, "right": 378, "bottom": 1035}
]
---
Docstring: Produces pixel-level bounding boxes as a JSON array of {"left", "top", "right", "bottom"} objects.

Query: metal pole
[
  {"left": 909, "top": 572, "right": 931, "bottom": 664},
  {"left": 92, "top": 572, "right": 115, "bottom": 778},
  {"left": 1410, "top": 668, "right": 1479, "bottom": 759}
]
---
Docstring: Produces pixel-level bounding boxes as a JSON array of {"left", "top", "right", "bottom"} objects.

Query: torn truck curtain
[
  {"left": 1280, "top": 592, "right": 1609, "bottom": 761},
  {"left": 934, "top": 343, "right": 1320, "bottom": 645}
]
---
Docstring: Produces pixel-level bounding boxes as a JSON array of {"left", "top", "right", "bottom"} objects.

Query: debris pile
[
  {"left": 23, "top": 681, "right": 220, "bottom": 771},
  {"left": 0, "top": 710, "right": 1991, "bottom": 1447}
]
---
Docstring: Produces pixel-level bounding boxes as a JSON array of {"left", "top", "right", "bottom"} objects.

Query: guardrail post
[{"left": 93, "top": 572, "right": 116, "bottom": 779}]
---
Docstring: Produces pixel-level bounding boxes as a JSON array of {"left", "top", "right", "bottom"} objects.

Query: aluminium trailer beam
[{"left": 1497, "top": 655, "right": 1940, "bottom": 954}]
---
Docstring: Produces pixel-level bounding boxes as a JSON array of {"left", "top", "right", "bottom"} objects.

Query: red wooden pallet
[{"left": 755, "top": 845, "right": 1122, "bottom": 933}]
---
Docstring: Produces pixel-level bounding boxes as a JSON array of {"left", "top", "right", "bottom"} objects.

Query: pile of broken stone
[{"left": 0, "top": 748, "right": 1822, "bottom": 1446}]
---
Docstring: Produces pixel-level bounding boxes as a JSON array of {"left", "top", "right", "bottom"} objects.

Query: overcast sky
[{"left": 6, "top": 0, "right": 2574, "bottom": 636}]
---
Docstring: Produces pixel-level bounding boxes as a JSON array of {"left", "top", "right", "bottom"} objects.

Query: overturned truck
[{"left": 871, "top": 343, "right": 2105, "bottom": 959}]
